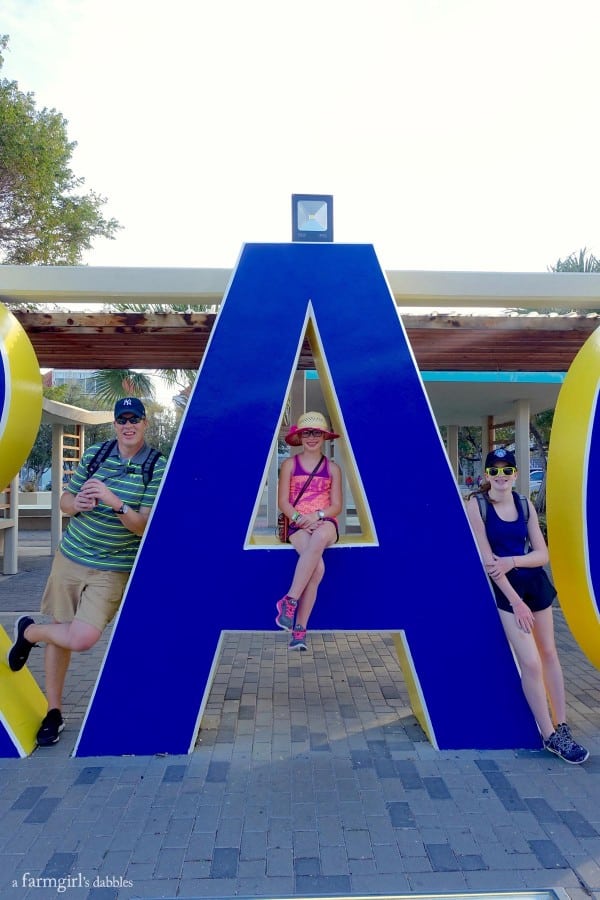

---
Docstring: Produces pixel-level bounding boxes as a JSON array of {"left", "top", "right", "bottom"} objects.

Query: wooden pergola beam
[{"left": 13, "top": 310, "right": 600, "bottom": 372}]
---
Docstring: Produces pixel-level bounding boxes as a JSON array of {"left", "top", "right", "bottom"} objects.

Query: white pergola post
[
  {"left": 50, "top": 424, "right": 64, "bottom": 555},
  {"left": 514, "top": 398, "right": 531, "bottom": 497},
  {"left": 266, "top": 370, "right": 305, "bottom": 529},
  {"left": 290, "top": 370, "right": 306, "bottom": 430},
  {"left": 447, "top": 424, "right": 460, "bottom": 481},
  {"left": 480, "top": 418, "right": 490, "bottom": 479},
  {"left": 1, "top": 475, "right": 19, "bottom": 575}
]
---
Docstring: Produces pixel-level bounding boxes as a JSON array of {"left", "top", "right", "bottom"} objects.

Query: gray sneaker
[
  {"left": 288, "top": 627, "right": 307, "bottom": 651},
  {"left": 544, "top": 723, "right": 589, "bottom": 764}
]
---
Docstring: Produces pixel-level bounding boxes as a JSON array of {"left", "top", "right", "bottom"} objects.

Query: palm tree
[
  {"left": 551, "top": 247, "right": 600, "bottom": 273},
  {"left": 545, "top": 247, "right": 600, "bottom": 315},
  {"left": 91, "top": 301, "right": 206, "bottom": 406},
  {"left": 508, "top": 247, "right": 600, "bottom": 315},
  {"left": 92, "top": 370, "right": 155, "bottom": 407}
]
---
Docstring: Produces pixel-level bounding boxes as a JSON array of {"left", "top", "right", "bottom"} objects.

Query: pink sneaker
[{"left": 275, "top": 595, "right": 297, "bottom": 631}]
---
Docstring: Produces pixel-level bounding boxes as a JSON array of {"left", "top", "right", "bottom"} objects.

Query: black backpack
[{"left": 86, "top": 439, "right": 163, "bottom": 487}]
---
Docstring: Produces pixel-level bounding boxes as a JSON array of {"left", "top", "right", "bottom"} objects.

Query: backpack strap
[
  {"left": 140, "top": 448, "right": 163, "bottom": 487},
  {"left": 475, "top": 491, "right": 529, "bottom": 524},
  {"left": 86, "top": 439, "right": 117, "bottom": 478},
  {"left": 86, "top": 440, "right": 162, "bottom": 487},
  {"left": 517, "top": 493, "right": 529, "bottom": 522},
  {"left": 475, "top": 493, "right": 488, "bottom": 523},
  {"left": 517, "top": 493, "right": 531, "bottom": 551}
]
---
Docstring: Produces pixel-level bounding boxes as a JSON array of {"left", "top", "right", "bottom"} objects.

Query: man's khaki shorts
[{"left": 41, "top": 551, "right": 129, "bottom": 633}]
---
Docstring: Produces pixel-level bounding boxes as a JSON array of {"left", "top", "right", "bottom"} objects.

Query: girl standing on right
[{"left": 466, "top": 448, "right": 588, "bottom": 764}]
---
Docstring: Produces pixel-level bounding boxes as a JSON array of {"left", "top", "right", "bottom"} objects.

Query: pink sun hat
[{"left": 285, "top": 411, "right": 340, "bottom": 447}]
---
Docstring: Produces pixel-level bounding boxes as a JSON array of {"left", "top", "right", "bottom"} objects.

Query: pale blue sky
[{"left": 3, "top": 0, "right": 600, "bottom": 273}]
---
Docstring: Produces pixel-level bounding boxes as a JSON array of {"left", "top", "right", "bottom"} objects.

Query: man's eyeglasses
[
  {"left": 301, "top": 429, "right": 324, "bottom": 438},
  {"left": 115, "top": 415, "right": 144, "bottom": 425},
  {"left": 485, "top": 466, "right": 517, "bottom": 476}
]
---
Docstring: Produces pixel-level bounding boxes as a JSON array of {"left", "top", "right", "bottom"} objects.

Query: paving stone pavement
[{"left": 1, "top": 534, "right": 599, "bottom": 900}]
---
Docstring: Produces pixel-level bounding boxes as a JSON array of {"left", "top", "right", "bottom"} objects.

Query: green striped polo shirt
[{"left": 59, "top": 441, "right": 166, "bottom": 572}]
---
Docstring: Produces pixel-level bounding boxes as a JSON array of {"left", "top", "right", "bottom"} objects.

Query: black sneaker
[
  {"left": 544, "top": 723, "right": 589, "bottom": 764},
  {"left": 37, "top": 709, "right": 64, "bottom": 746},
  {"left": 7, "top": 616, "right": 36, "bottom": 671}
]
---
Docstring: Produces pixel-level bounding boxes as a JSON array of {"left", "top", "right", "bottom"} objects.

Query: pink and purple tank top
[{"left": 289, "top": 455, "right": 332, "bottom": 516}]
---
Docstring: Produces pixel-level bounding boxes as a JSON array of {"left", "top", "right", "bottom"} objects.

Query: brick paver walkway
[{"left": 1, "top": 534, "right": 599, "bottom": 899}]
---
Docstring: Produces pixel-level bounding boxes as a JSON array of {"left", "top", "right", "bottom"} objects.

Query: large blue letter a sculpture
[{"left": 75, "top": 243, "right": 540, "bottom": 756}]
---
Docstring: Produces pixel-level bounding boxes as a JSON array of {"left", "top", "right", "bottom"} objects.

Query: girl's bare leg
[
  {"left": 288, "top": 523, "right": 336, "bottom": 600},
  {"left": 498, "top": 609, "right": 554, "bottom": 739},
  {"left": 531, "top": 607, "right": 566, "bottom": 725},
  {"left": 295, "top": 559, "right": 325, "bottom": 629}
]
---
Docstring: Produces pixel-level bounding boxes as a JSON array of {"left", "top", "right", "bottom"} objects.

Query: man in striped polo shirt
[{"left": 7, "top": 397, "right": 166, "bottom": 746}]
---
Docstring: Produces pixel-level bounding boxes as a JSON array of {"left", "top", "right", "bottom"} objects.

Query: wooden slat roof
[{"left": 13, "top": 310, "right": 600, "bottom": 372}]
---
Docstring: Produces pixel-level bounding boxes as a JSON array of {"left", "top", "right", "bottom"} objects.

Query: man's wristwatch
[
  {"left": 317, "top": 509, "right": 325, "bottom": 520},
  {"left": 116, "top": 503, "right": 129, "bottom": 515}
]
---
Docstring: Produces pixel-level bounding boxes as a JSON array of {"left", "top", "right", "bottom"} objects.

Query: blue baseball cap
[{"left": 114, "top": 397, "right": 146, "bottom": 418}]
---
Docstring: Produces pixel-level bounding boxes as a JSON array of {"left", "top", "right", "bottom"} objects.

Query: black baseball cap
[{"left": 485, "top": 448, "right": 516, "bottom": 469}]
